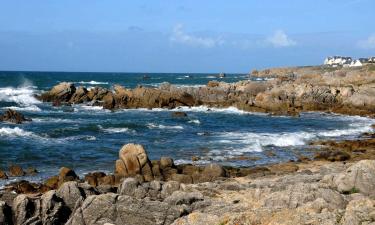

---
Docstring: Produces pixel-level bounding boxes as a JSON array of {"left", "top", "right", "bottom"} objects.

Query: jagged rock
[
  {"left": 39, "top": 82, "right": 76, "bottom": 102},
  {"left": 118, "top": 177, "right": 139, "bottom": 196},
  {"left": 171, "top": 212, "right": 221, "bottom": 225},
  {"left": 44, "top": 176, "right": 59, "bottom": 189},
  {"left": 103, "top": 93, "right": 115, "bottom": 110},
  {"left": 56, "top": 181, "right": 86, "bottom": 210},
  {"left": 334, "top": 160, "right": 375, "bottom": 196},
  {"left": 84, "top": 172, "right": 106, "bottom": 187},
  {"left": 0, "top": 201, "right": 12, "bottom": 225},
  {"left": 340, "top": 198, "right": 375, "bottom": 225},
  {"left": 8, "top": 165, "right": 25, "bottom": 177},
  {"left": 0, "top": 109, "right": 31, "bottom": 124},
  {"left": 66, "top": 193, "right": 186, "bottom": 225},
  {"left": 69, "top": 86, "right": 88, "bottom": 103}
]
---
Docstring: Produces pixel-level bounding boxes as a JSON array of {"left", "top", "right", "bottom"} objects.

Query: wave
[
  {"left": 0, "top": 86, "right": 40, "bottom": 106},
  {"left": 188, "top": 119, "right": 201, "bottom": 124},
  {"left": 101, "top": 127, "right": 135, "bottom": 134},
  {"left": 5, "top": 105, "right": 41, "bottom": 112},
  {"left": 0, "top": 127, "right": 38, "bottom": 138},
  {"left": 147, "top": 123, "right": 184, "bottom": 130},
  {"left": 77, "top": 81, "right": 109, "bottom": 85}
]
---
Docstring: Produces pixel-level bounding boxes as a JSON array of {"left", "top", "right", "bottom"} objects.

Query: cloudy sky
[{"left": 0, "top": 0, "right": 374, "bottom": 73}]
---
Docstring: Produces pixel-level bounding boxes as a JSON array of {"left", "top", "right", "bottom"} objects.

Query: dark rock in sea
[
  {"left": 8, "top": 165, "right": 25, "bottom": 177},
  {"left": 25, "top": 167, "right": 38, "bottom": 176},
  {"left": 171, "top": 111, "right": 188, "bottom": 117},
  {"left": 0, "top": 109, "right": 31, "bottom": 124},
  {"left": 39, "top": 82, "right": 76, "bottom": 102},
  {"left": 0, "top": 170, "right": 8, "bottom": 179},
  {"left": 314, "top": 150, "right": 351, "bottom": 162}
]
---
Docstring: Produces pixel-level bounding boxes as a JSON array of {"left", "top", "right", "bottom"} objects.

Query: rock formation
[{"left": 0, "top": 109, "right": 31, "bottom": 124}]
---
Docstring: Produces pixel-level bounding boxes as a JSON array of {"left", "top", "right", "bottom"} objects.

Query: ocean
[{"left": 0, "top": 71, "right": 374, "bottom": 186}]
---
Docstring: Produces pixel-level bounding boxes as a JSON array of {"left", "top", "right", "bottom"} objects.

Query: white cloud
[
  {"left": 170, "top": 24, "right": 224, "bottom": 48},
  {"left": 266, "top": 30, "right": 296, "bottom": 48},
  {"left": 358, "top": 34, "right": 375, "bottom": 49}
]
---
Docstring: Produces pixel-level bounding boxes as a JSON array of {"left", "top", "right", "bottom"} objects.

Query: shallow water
[{"left": 0, "top": 71, "right": 374, "bottom": 186}]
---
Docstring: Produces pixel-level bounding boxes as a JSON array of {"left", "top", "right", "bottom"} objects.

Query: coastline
[{"left": 1, "top": 65, "right": 375, "bottom": 224}]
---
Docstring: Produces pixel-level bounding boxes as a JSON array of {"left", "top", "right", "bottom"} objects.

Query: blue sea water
[{"left": 0, "top": 71, "right": 374, "bottom": 186}]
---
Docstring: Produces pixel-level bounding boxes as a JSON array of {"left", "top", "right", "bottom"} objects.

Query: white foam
[
  {"left": 319, "top": 123, "right": 373, "bottom": 137},
  {"left": 0, "top": 86, "right": 40, "bottom": 106},
  {"left": 102, "top": 127, "right": 135, "bottom": 134},
  {"left": 0, "top": 127, "right": 36, "bottom": 138},
  {"left": 147, "top": 123, "right": 184, "bottom": 130},
  {"left": 188, "top": 119, "right": 201, "bottom": 124},
  {"left": 77, "top": 81, "right": 109, "bottom": 85},
  {"left": 5, "top": 105, "right": 41, "bottom": 112}
]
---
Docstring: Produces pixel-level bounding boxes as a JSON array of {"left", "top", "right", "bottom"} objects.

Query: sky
[{"left": 0, "top": 0, "right": 374, "bottom": 73}]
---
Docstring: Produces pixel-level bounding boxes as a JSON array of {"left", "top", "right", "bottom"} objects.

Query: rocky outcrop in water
[
  {"left": 0, "top": 109, "right": 31, "bottom": 124},
  {"left": 37, "top": 67, "right": 375, "bottom": 116}
]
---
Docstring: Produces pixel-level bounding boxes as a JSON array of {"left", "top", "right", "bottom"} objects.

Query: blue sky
[{"left": 0, "top": 0, "right": 374, "bottom": 73}]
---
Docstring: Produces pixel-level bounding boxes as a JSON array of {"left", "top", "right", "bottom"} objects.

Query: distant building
[
  {"left": 349, "top": 60, "right": 363, "bottom": 67},
  {"left": 324, "top": 56, "right": 352, "bottom": 66},
  {"left": 369, "top": 57, "right": 375, "bottom": 63}
]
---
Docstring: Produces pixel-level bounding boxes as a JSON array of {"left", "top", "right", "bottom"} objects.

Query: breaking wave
[
  {"left": 147, "top": 123, "right": 184, "bottom": 130},
  {"left": 77, "top": 81, "right": 109, "bottom": 85}
]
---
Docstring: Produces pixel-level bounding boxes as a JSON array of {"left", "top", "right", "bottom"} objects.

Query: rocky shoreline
[
  {"left": 1, "top": 134, "right": 375, "bottom": 224},
  {"left": 36, "top": 65, "right": 375, "bottom": 117},
  {"left": 2, "top": 66, "right": 375, "bottom": 224}
]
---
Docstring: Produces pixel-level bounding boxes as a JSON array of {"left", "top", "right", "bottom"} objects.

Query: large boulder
[
  {"left": 115, "top": 144, "right": 154, "bottom": 181},
  {"left": 334, "top": 160, "right": 375, "bottom": 196},
  {"left": 0, "top": 201, "right": 12, "bottom": 225},
  {"left": 56, "top": 181, "right": 86, "bottom": 211},
  {"left": 0, "top": 109, "right": 31, "bottom": 124}
]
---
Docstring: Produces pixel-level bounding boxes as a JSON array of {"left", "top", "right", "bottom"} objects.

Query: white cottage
[
  {"left": 324, "top": 56, "right": 352, "bottom": 66},
  {"left": 349, "top": 60, "right": 363, "bottom": 67}
]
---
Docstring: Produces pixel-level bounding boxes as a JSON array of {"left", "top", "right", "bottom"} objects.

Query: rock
[
  {"left": 0, "top": 201, "right": 12, "bottom": 225},
  {"left": 9, "top": 165, "right": 25, "bottom": 177},
  {"left": 11, "top": 180, "right": 37, "bottom": 194},
  {"left": 170, "top": 174, "right": 193, "bottom": 184},
  {"left": 268, "top": 163, "right": 299, "bottom": 174},
  {"left": 116, "top": 144, "right": 151, "bottom": 176},
  {"left": 66, "top": 193, "right": 185, "bottom": 225},
  {"left": 56, "top": 181, "right": 86, "bottom": 210},
  {"left": 161, "top": 181, "right": 180, "bottom": 198},
  {"left": 334, "top": 160, "right": 375, "bottom": 196},
  {"left": 44, "top": 176, "right": 59, "bottom": 189},
  {"left": 118, "top": 177, "right": 139, "bottom": 196},
  {"left": 0, "top": 109, "right": 31, "bottom": 124},
  {"left": 103, "top": 93, "right": 115, "bottom": 110},
  {"left": 159, "top": 157, "right": 174, "bottom": 169},
  {"left": 58, "top": 167, "right": 79, "bottom": 187},
  {"left": 84, "top": 172, "right": 106, "bottom": 187},
  {"left": 340, "top": 198, "right": 375, "bottom": 225},
  {"left": 314, "top": 150, "right": 351, "bottom": 161},
  {"left": 191, "top": 156, "right": 200, "bottom": 161},
  {"left": 164, "top": 191, "right": 204, "bottom": 205},
  {"left": 25, "top": 167, "right": 38, "bottom": 175},
  {"left": 201, "top": 164, "right": 226, "bottom": 181},
  {"left": 0, "top": 170, "right": 8, "bottom": 179},
  {"left": 171, "top": 212, "right": 221, "bottom": 225},
  {"left": 40, "top": 82, "right": 76, "bottom": 102},
  {"left": 69, "top": 86, "right": 88, "bottom": 103},
  {"left": 171, "top": 111, "right": 187, "bottom": 117}
]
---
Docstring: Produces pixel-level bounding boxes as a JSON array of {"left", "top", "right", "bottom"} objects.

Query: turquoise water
[{"left": 0, "top": 71, "right": 373, "bottom": 185}]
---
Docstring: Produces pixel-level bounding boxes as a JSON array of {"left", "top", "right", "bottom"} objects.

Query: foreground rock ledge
[
  {"left": 38, "top": 67, "right": 375, "bottom": 116},
  {"left": 2, "top": 159, "right": 375, "bottom": 224}
]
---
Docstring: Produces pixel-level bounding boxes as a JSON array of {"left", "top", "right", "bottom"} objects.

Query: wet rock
[
  {"left": 103, "top": 93, "right": 115, "bottom": 110},
  {"left": 58, "top": 167, "right": 79, "bottom": 187},
  {"left": 334, "top": 160, "right": 375, "bottom": 196},
  {"left": 69, "top": 86, "right": 88, "bottom": 103},
  {"left": 25, "top": 167, "right": 38, "bottom": 175},
  {"left": 39, "top": 82, "right": 76, "bottom": 102},
  {"left": 314, "top": 150, "right": 351, "bottom": 161},
  {"left": 171, "top": 111, "right": 187, "bottom": 117},
  {"left": 191, "top": 156, "right": 200, "bottom": 161},
  {"left": 9, "top": 165, "right": 25, "bottom": 177},
  {"left": 44, "top": 176, "right": 59, "bottom": 189},
  {"left": 0, "top": 170, "right": 8, "bottom": 179},
  {"left": 0, "top": 109, "right": 31, "bottom": 124}
]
